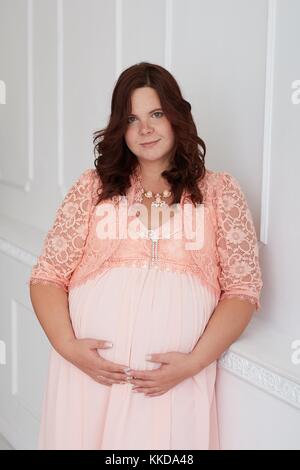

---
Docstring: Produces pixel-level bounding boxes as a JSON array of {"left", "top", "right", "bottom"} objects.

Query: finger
[
  {"left": 95, "top": 376, "right": 111, "bottom": 385},
  {"left": 145, "top": 389, "right": 164, "bottom": 396},
  {"left": 94, "top": 375, "right": 125, "bottom": 386},
  {"left": 146, "top": 353, "right": 171, "bottom": 364},
  {"left": 131, "top": 378, "right": 156, "bottom": 387},
  {"left": 133, "top": 387, "right": 162, "bottom": 394},
  {"left": 146, "top": 391, "right": 165, "bottom": 397},
  {"left": 93, "top": 355, "right": 129, "bottom": 372},
  {"left": 128, "top": 369, "right": 158, "bottom": 380},
  {"left": 98, "top": 370, "right": 128, "bottom": 381}
]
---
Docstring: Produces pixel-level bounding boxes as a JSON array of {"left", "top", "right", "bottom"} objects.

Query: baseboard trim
[{"left": 218, "top": 350, "right": 300, "bottom": 410}]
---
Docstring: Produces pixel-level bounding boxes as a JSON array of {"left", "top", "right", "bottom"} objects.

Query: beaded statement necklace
[
  {"left": 131, "top": 169, "right": 173, "bottom": 263},
  {"left": 133, "top": 170, "right": 172, "bottom": 208}
]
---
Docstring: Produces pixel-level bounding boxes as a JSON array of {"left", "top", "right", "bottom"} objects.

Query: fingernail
[
  {"left": 145, "top": 354, "right": 152, "bottom": 360},
  {"left": 123, "top": 367, "right": 132, "bottom": 374},
  {"left": 104, "top": 341, "right": 113, "bottom": 347}
]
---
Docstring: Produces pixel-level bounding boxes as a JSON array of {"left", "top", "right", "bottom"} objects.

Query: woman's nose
[{"left": 139, "top": 123, "right": 153, "bottom": 134}]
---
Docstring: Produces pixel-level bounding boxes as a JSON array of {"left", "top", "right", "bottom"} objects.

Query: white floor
[{"left": 0, "top": 434, "right": 13, "bottom": 450}]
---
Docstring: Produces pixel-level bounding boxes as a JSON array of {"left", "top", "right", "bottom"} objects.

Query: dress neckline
[
  {"left": 130, "top": 164, "right": 185, "bottom": 234},
  {"left": 136, "top": 209, "right": 182, "bottom": 236}
]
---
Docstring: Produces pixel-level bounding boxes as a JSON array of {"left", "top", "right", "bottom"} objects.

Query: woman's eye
[
  {"left": 127, "top": 111, "right": 164, "bottom": 124},
  {"left": 153, "top": 111, "right": 163, "bottom": 118}
]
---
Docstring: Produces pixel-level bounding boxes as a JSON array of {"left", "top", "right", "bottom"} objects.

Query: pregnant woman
[{"left": 29, "top": 62, "right": 263, "bottom": 450}]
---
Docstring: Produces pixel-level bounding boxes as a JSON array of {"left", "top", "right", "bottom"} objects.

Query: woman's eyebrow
[{"left": 129, "top": 108, "right": 162, "bottom": 116}]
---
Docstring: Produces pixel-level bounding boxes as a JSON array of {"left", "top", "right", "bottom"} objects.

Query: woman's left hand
[{"left": 126, "top": 351, "right": 199, "bottom": 397}]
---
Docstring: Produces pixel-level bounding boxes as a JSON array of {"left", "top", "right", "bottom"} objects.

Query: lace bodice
[{"left": 28, "top": 166, "right": 263, "bottom": 310}]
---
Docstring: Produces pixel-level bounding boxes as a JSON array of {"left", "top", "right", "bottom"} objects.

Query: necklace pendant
[
  {"left": 151, "top": 200, "right": 167, "bottom": 208},
  {"left": 133, "top": 175, "right": 172, "bottom": 208}
]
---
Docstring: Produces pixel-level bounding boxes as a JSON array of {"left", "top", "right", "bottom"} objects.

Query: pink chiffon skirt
[{"left": 38, "top": 265, "right": 220, "bottom": 450}]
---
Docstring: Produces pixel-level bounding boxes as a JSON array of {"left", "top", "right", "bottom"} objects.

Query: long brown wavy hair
[{"left": 93, "top": 62, "right": 206, "bottom": 207}]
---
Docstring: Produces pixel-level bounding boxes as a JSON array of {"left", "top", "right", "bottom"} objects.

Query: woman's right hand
[{"left": 58, "top": 338, "right": 130, "bottom": 386}]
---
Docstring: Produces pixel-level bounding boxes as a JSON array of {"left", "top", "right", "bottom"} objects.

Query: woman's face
[{"left": 124, "top": 87, "right": 176, "bottom": 166}]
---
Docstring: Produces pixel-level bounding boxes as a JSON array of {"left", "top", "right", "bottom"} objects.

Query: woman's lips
[{"left": 140, "top": 139, "right": 160, "bottom": 147}]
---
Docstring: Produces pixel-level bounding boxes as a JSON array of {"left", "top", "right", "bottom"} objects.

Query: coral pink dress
[{"left": 29, "top": 166, "right": 262, "bottom": 450}]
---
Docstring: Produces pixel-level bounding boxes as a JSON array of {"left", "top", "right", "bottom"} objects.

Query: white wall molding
[
  {"left": 0, "top": 0, "right": 34, "bottom": 193},
  {"left": 219, "top": 350, "right": 300, "bottom": 410},
  {"left": 260, "top": 0, "right": 277, "bottom": 245},
  {"left": 115, "top": 0, "right": 123, "bottom": 80},
  {"left": 11, "top": 300, "right": 18, "bottom": 396},
  {"left": 0, "top": 238, "right": 36, "bottom": 267},
  {"left": 57, "top": 0, "right": 66, "bottom": 197},
  {"left": 0, "top": 416, "right": 16, "bottom": 450},
  {"left": 164, "top": 0, "right": 173, "bottom": 71}
]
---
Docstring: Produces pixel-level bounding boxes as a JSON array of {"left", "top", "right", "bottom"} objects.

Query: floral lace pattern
[
  {"left": 28, "top": 167, "right": 263, "bottom": 310},
  {"left": 28, "top": 169, "right": 98, "bottom": 292},
  {"left": 214, "top": 172, "right": 262, "bottom": 308}
]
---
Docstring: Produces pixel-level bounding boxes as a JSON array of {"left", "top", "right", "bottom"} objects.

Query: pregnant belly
[{"left": 68, "top": 267, "right": 218, "bottom": 370}]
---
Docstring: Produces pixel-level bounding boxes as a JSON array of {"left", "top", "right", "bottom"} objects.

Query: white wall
[{"left": 0, "top": 0, "right": 299, "bottom": 450}]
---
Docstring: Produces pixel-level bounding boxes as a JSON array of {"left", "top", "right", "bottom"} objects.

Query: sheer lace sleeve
[
  {"left": 215, "top": 172, "right": 263, "bottom": 311},
  {"left": 28, "top": 169, "right": 96, "bottom": 292}
]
